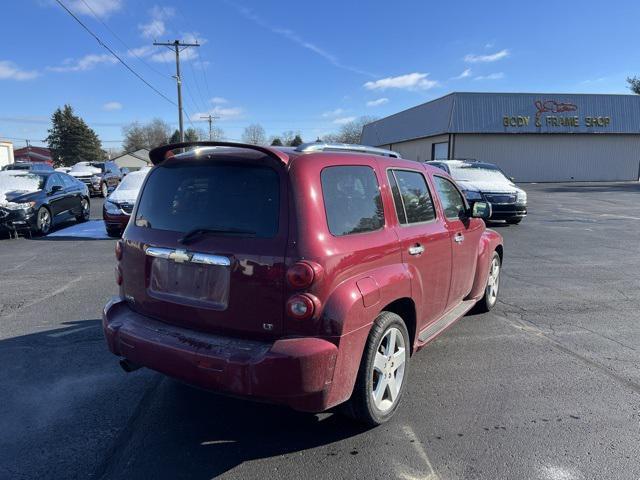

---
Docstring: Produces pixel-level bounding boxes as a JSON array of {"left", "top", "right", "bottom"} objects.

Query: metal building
[{"left": 361, "top": 92, "right": 640, "bottom": 182}]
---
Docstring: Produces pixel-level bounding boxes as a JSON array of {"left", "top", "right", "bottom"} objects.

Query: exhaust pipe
[{"left": 119, "top": 358, "right": 143, "bottom": 373}]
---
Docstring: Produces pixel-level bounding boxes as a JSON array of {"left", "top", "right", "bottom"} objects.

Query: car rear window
[
  {"left": 321, "top": 165, "right": 384, "bottom": 236},
  {"left": 134, "top": 162, "right": 280, "bottom": 237}
]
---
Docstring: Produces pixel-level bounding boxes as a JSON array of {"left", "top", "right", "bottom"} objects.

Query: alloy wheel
[
  {"left": 81, "top": 199, "right": 90, "bottom": 220},
  {"left": 371, "top": 327, "right": 407, "bottom": 412},
  {"left": 101, "top": 183, "right": 108, "bottom": 197},
  {"left": 38, "top": 207, "right": 51, "bottom": 234},
  {"left": 486, "top": 256, "right": 500, "bottom": 307}
]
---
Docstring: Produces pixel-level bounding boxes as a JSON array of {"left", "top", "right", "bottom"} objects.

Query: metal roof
[{"left": 361, "top": 92, "right": 640, "bottom": 146}]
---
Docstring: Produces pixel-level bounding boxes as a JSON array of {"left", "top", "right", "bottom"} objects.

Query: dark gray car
[{"left": 428, "top": 160, "right": 527, "bottom": 224}]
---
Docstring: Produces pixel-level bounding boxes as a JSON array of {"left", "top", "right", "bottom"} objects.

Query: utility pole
[
  {"left": 200, "top": 114, "right": 220, "bottom": 140},
  {"left": 153, "top": 40, "right": 199, "bottom": 142}
]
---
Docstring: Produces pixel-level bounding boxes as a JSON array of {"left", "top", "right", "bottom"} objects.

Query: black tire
[
  {"left": 106, "top": 227, "right": 122, "bottom": 238},
  {"left": 474, "top": 251, "right": 501, "bottom": 313},
  {"left": 506, "top": 218, "right": 522, "bottom": 225},
  {"left": 342, "top": 311, "right": 410, "bottom": 426},
  {"left": 35, "top": 206, "right": 52, "bottom": 236},
  {"left": 75, "top": 197, "right": 90, "bottom": 223}
]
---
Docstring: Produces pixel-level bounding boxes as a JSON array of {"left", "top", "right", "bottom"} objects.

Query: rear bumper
[{"left": 102, "top": 297, "right": 339, "bottom": 412}]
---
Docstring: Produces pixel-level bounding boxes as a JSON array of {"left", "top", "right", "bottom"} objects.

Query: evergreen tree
[
  {"left": 184, "top": 128, "right": 200, "bottom": 142},
  {"left": 289, "top": 135, "right": 304, "bottom": 147},
  {"left": 46, "top": 105, "right": 104, "bottom": 166},
  {"left": 270, "top": 137, "right": 283, "bottom": 146},
  {"left": 169, "top": 129, "right": 181, "bottom": 144}
]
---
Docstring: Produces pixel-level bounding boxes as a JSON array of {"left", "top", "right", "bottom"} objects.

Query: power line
[
  {"left": 54, "top": 0, "right": 177, "bottom": 106},
  {"left": 77, "top": 0, "right": 172, "bottom": 83}
]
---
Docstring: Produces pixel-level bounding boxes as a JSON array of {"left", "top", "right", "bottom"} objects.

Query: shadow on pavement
[
  {"left": 0, "top": 319, "right": 368, "bottom": 479},
  {"left": 101, "top": 377, "right": 370, "bottom": 479}
]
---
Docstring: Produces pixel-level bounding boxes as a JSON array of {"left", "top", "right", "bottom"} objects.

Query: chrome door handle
[
  {"left": 408, "top": 244, "right": 424, "bottom": 255},
  {"left": 454, "top": 233, "right": 464, "bottom": 243}
]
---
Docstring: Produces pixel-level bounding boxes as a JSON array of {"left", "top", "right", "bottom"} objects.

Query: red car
[{"left": 103, "top": 142, "right": 503, "bottom": 425}]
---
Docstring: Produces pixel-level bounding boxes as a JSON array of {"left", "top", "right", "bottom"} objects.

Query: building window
[{"left": 431, "top": 142, "right": 449, "bottom": 160}]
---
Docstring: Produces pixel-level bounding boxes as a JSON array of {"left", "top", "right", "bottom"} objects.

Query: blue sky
[{"left": 2, "top": 0, "right": 639, "bottom": 151}]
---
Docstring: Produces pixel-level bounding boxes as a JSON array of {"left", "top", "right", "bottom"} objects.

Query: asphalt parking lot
[{"left": 1, "top": 183, "right": 639, "bottom": 480}]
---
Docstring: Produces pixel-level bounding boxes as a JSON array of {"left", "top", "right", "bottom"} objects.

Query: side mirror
[
  {"left": 49, "top": 185, "right": 63, "bottom": 194},
  {"left": 471, "top": 201, "right": 492, "bottom": 220},
  {"left": 510, "top": 176, "right": 515, "bottom": 182}
]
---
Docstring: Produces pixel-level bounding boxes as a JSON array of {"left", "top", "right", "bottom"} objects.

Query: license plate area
[{"left": 148, "top": 257, "right": 230, "bottom": 310}]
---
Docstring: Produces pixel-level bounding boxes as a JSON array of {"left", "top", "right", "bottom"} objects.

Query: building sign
[{"left": 503, "top": 100, "right": 611, "bottom": 129}]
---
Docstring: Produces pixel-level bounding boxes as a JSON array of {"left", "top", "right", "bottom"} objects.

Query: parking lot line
[{"left": 47, "top": 325, "right": 96, "bottom": 338}]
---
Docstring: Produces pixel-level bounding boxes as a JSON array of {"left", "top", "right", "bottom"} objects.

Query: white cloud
[
  {"left": 138, "top": 6, "right": 175, "bottom": 39},
  {"left": 0, "top": 61, "right": 39, "bottom": 80},
  {"left": 193, "top": 105, "right": 244, "bottom": 121},
  {"left": 333, "top": 116, "right": 356, "bottom": 125},
  {"left": 229, "top": 2, "right": 375, "bottom": 77},
  {"left": 127, "top": 45, "right": 154, "bottom": 58},
  {"left": 103, "top": 101, "right": 122, "bottom": 111},
  {"left": 366, "top": 98, "right": 389, "bottom": 107},
  {"left": 47, "top": 53, "right": 117, "bottom": 72},
  {"left": 364, "top": 72, "right": 438, "bottom": 91},
  {"left": 210, "top": 97, "right": 228, "bottom": 104},
  {"left": 64, "top": 0, "right": 122, "bottom": 18},
  {"left": 452, "top": 68, "right": 472, "bottom": 80},
  {"left": 322, "top": 108, "right": 346, "bottom": 118},
  {"left": 474, "top": 72, "right": 504, "bottom": 81},
  {"left": 464, "top": 49, "right": 509, "bottom": 63}
]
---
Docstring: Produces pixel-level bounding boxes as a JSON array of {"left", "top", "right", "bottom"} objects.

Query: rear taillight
[
  {"left": 286, "top": 294, "right": 315, "bottom": 320},
  {"left": 115, "top": 240, "right": 123, "bottom": 260},
  {"left": 115, "top": 265, "right": 123, "bottom": 285},
  {"left": 286, "top": 262, "right": 315, "bottom": 289}
]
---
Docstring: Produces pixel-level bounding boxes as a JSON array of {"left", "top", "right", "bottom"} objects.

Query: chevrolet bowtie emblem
[{"left": 168, "top": 249, "right": 191, "bottom": 263}]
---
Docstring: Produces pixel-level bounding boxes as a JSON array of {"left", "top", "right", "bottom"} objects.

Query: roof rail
[
  {"left": 295, "top": 142, "right": 401, "bottom": 158},
  {"left": 148, "top": 141, "right": 289, "bottom": 166}
]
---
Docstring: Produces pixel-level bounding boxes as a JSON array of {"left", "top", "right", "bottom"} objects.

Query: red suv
[{"left": 103, "top": 142, "right": 503, "bottom": 425}]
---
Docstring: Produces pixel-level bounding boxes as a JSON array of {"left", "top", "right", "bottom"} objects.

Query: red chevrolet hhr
[{"left": 103, "top": 141, "right": 503, "bottom": 425}]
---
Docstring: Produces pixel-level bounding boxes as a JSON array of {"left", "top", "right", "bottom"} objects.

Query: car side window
[
  {"left": 60, "top": 174, "right": 75, "bottom": 188},
  {"left": 387, "top": 169, "right": 436, "bottom": 224},
  {"left": 434, "top": 176, "right": 467, "bottom": 220},
  {"left": 47, "top": 174, "right": 64, "bottom": 191},
  {"left": 321, "top": 166, "right": 384, "bottom": 236}
]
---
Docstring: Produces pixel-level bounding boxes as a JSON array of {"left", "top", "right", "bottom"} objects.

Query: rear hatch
[{"left": 121, "top": 148, "right": 288, "bottom": 339}]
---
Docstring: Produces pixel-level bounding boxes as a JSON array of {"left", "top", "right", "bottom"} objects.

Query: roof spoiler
[
  {"left": 149, "top": 141, "right": 289, "bottom": 166},
  {"left": 295, "top": 142, "right": 401, "bottom": 158}
]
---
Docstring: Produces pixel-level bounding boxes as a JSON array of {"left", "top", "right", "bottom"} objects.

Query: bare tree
[
  {"left": 209, "top": 126, "right": 225, "bottom": 141},
  {"left": 122, "top": 118, "right": 172, "bottom": 151},
  {"left": 280, "top": 130, "right": 301, "bottom": 146},
  {"left": 242, "top": 123, "right": 267, "bottom": 145},
  {"left": 323, "top": 116, "right": 378, "bottom": 144},
  {"left": 627, "top": 76, "right": 640, "bottom": 94}
]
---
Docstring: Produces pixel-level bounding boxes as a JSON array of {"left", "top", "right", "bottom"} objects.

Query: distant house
[
  {"left": 112, "top": 149, "right": 151, "bottom": 171},
  {"left": 14, "top": 146, "right": 53, "bottom": 164}
]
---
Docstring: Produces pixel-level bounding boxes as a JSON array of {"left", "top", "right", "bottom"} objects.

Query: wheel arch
[
  {"left": 377, "top": 298, "right": 417, "bottom": 354},
  {"left": 467, "top": 229, "right": 503, "bottom": 301}
]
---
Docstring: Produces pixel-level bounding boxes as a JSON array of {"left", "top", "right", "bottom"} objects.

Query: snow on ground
[{"left": 47, "top": 220, "right": 111, "bottom": 240}]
